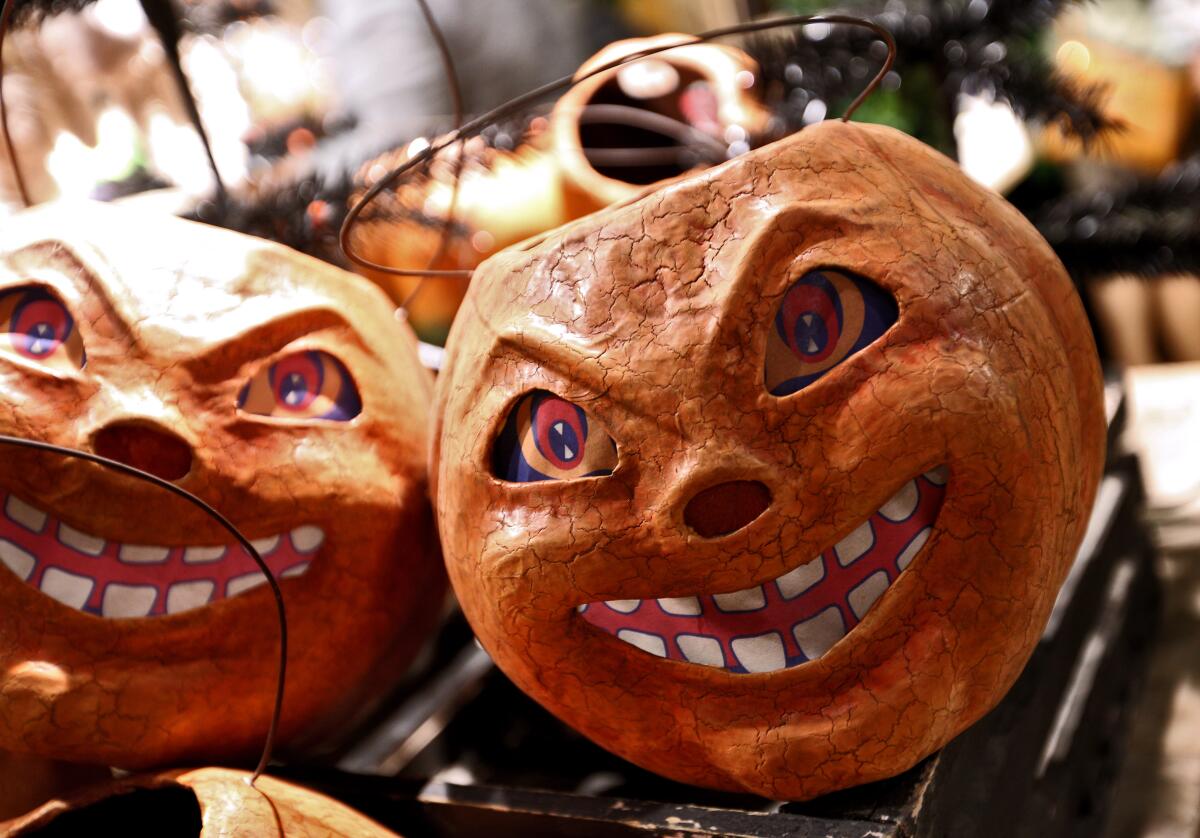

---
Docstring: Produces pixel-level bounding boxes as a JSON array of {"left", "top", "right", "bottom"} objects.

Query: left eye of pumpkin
[
  {"left": 238, "top": 350, "right": 362, "bottom": 421},
  {"left": 764, "top": 268, "right": 898, "bottom": 397},
  {"left": 0, "top": 285, "right": 86, "bottom": 371},
  {"left": 493, "top": 390, "right": 617, "bottom": 482}
]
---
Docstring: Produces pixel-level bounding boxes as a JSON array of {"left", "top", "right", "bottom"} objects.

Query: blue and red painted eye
[
  {"left": 238, "top": 350, "right": 361, "bottom": 421},
  {"left": 493, "top": 390, "right": 618, "bottom": 482},
  {"left": 0, "top": 286, "right": 86, "bottom": 371},
  {"left": 764, "top": 269, "right": 897, "bottom": 396}
]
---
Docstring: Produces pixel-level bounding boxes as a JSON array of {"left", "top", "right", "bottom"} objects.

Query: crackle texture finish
[
  {"left": 0, "top": 202, "right": 443, "bottom": 769},
  {"left": 349, "top": 34, "right": 767, "bottom": 339},
  {"left": 431, "top": 121, "right": 1105, "bottom": 799},
  {"left": 2, "top": 767, "right": 401, "bottom": 836}
]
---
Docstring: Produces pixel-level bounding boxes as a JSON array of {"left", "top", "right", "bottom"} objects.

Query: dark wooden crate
[{"left": 283, "top": 381, "right": 1156, "bottom": 837}]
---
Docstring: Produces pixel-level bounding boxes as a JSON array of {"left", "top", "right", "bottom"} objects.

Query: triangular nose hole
[{"left": 684, "top": 481, "right": 771, "bottom": 538}]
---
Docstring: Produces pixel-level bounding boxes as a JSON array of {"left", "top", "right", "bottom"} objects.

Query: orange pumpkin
[
  {"left": 349, "top": 33, "right": 769, "bottom": 340},
  {"left": 431, "top": 120, "right": 1105, "bottom": 799},
  {"left": 2, "top": 767, "right": 401, "bottom": 836},
  {"left": 0, "top": 202, "right": 443, "bottom": 769}
]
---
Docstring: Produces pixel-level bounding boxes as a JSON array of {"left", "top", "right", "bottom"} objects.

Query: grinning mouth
[
  {"left": 579, "top": 467, "right": 948, "bottom": 674},
  {"left": 0, "top": 490, "right": 322, "bottom": 618}
]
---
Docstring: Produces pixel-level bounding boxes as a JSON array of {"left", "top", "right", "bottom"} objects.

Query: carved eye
[
  {"left": 238, "top": 350, "right": 361, "bottom": 421},
  {"left": 493, "top": 390, "right": 618, "bottom": 482},
  {"left": 0, "top": 286, "right": 86, "bottom": 371},
  {"left": 764, "top": 269, "right": 898, "bottom": 397}
]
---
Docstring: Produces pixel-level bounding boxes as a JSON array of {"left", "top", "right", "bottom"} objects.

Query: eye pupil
[
  {"left": 792, "top": 312, "right": 829, "bottom": 357},
  {"left": 22, "top": 321, "right": 58, "bottom": 356},
  {"left": 550, "top": 420, "right": 579, "bottom": 462},
  {"left": 281, "top": 372, "right": 309, "bottom": 406}
]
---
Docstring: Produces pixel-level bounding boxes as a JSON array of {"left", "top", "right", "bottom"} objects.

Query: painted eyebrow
[{"left": 182, "top": 307, "right": 373, "bottom": 383}]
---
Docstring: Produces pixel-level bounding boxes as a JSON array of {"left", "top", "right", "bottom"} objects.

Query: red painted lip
[
  {"left": 0, "top": 490, "right": 323, "bottom": 618},
  {"left": 579, "top": 467, "right": 948, "bottom": 673}
]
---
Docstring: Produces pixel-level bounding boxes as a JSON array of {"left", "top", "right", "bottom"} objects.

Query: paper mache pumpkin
[
  {"left": 431, "top": 119, "right": 1105, "bottom": 799},
  {"left": 2, "top": 767, "right": 400, "bottom": 837},
  {"left": 0, "top": 202, "right": 443, "bottom": 769},
  {"left": 349, "top": 33, "right": 769, "bottom": 340}
]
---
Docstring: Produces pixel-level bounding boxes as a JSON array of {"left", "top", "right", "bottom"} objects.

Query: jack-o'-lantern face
[
  {"left": 0, "top": 202, "right": 442, "bottom": 768},
  {"left": 432, "top": 121, "right": 1105, "bottom": 799}
]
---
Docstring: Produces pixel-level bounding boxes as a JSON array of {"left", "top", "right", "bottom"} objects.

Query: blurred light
[
  {"left": 805, "top": 22, "right": 832, "bottom": 41},
  {"left": 802, "top": 99, "right": 827, "bottom": 124},
  {"left": 407, "top": 137, "right": 431, "bottom": 158},
  {"left": 92, "top": 0, "right": 145, "bottom": 38},
  {"left": 617, "top": 59, "right": 680, "bottom": 100},
  {"left": 735, "top": 70, "right": 755, "bottom": 90},
  {"left": 46, "top": 108, "right": 139, "bottom": 199},
  {"left": 1056, "top": 40, "right": 1092, "bottom": 74},
  {"left": 953, "top": 93, "right": 1034, "bottom": 194}
]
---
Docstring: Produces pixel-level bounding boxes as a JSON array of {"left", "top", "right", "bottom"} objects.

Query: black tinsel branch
[
  {"left": 748, "top": 0, "right": 1114, "bottom": 143},
  {"left": 1033, "top": 158, "right": 1200, "bottom": 282},
  {"left": 7, "top": 0, "right": 93, "bottom": 27}
]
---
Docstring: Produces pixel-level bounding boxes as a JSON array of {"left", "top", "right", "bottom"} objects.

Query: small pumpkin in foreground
[
  {"left": 2, "top": 767, "right": 400, "bottom": 837},
  {"left": 431, "top": 120, "right": 1105, "bottom": 799},
  {"left": 0, "top": 202, "right": 443, "bottom": 770}
]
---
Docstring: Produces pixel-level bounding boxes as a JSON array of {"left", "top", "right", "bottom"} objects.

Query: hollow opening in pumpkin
[
  {"left": 23, "top": 786, "right": 202, "bottom": 837},
  {"left": 577, "top": 68, "right": 720, "bottom": 184}
]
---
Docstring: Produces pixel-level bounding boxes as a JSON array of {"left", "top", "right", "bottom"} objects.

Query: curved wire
[
  {"left": 339, "top": 14, "right": 896, "bottom": 283},
  {"left": 396, "top": 0, "right": 467, "bottom": 311},
  {"left": 0, "top": 0, "right": 31, "bottom": 208},
  {"left": 0, "top": 434, "right": 287, "bottom": 784}
]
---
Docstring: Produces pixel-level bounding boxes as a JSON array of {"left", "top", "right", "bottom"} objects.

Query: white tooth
[
  {"left": 924, "top": 465, "right": 949, "bottom": 486},
  {"left": 897, "top": 527, "right": 932, "bottom": 571},
  {"left": 58, "top": 524, "right": 104, "bottom": 556},
  {"left": 731, "top": 632, "right": 787, "bottom": 673},
  {"left": 657, "top": 596, "right": 701, "bottom": 616},
  {"left": 40, "top": 568, "right": 93, "bottom": 609},
  {"left": 5, "top": 496, "right": 46, "bottom": 533},
  {"left": 183, "top": 546, "right": 225, "bottom": 564},
  {"left": 576, "top": 603, "right": 589, "bottom": 613},
  {"left": 879, "top": 480, "right": 919, "bottom": 522},
  {"left": 0, "top": 538, "right": 36, "bottom": 581},
  {"left": 677, "top": 634, "right": 724, "bottom": 667},
  {"left": 227, "top": 572, "right": 268, "bottom": 598},
  {"left": 615, "top": 629, "right": 667, "bottom": 658},
  {"left": 806, "top": 338, "right": 819, "bottom": 353},
  {"left": 289, "top": 526, "right": 325, "bottom": 553},
  {"left": 280, "top": 562, "right": 310, "bottom": 579},
  {"left": 776, "top": 557, "right": 824, "bottom": 599},
  {"left": 563, "top": 444, "right": 574, "bottom": 459},
  {"left": 166, "top": 580, "right": 215, "bottom": 614},
  {"left": 834, "top": 521, "right": 874, "bottom": 567},
  {"left": 848, "top": 571, "right": 891, "bottom": 620},
  {"left": 792, "top": 607, "right": 846, "bottom": 660},
  {"left": 250, "top": 536, "right": 280, "bottom": 555},
  {"left": 713, "top": 585, "right": 766, "bottom": 613},
  {"left": 119, "top": 545, "right": 169, "bottom": 564},
  {"left": 604, "top": 599, "right": 642, "bottom": 614},
  {"left": 101, "top": 584, "right": 157, "bottom": 618}
]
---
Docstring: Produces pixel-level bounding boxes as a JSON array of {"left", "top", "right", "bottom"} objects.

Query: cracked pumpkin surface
[
  {"left": 0, "top": 202, "right": 443, "bottom": 769},
  {"left": 431, "top": 120, "right": 1105, "bottom": 799}
]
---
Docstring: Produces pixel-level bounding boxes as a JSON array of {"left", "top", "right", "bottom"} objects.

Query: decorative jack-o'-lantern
[
  {"left": 431, "top": 120, "right": 1105, "bottom": 799},
  {"left": 0, "top": 202, "right": 443, "bottom": 770},
  {"left": 3, "top": 767, "right": 400, "bottom": 836},
  {"left": 348, "top": 33, "right": 769, "bottom": 340}
]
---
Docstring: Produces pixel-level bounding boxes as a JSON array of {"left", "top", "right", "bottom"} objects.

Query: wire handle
[{"left": 339, "top": 14, "right": 897, "bottom": 284}]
